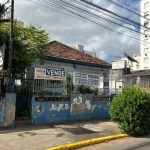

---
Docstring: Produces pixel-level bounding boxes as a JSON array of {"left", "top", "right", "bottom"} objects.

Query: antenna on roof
[{"left": 109, "top": 55, "right": 121, "bottom": 62}]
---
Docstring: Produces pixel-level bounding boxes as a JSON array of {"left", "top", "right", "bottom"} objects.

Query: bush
[
  {"left": 109, "top": 85, "right": 150, "bottom": 136},
  {"left": 77, "top": 85, "right": 93, "bottom": 94}
]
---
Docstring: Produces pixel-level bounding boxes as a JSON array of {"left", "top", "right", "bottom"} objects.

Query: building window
[
  {"left": 144, "top": 30, "right": 148, "bottom": 37},
  {"left": 144, "top": 11, "right": 149, "bottom": 18},
  {"left": 136, "top": 62, "right": 139, "bottom": 66},
  {"left": 144, "top": 2, "right": 149, "bottom": 9},
  {"left": 144, "top": 39, "right": 149, "bottom": 45},
  {"left": 144, "top": 48, "right": 149, "bottom": 54},
  {"left": 144, "top": 21, "right": 149, "bottom": 26},
  {"left": 144, "top": 57, "right": 149, "bottom": 63}
]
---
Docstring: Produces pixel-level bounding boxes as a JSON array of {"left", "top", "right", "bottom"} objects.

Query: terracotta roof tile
[{"left": 45, "top": 41, "right": 111, "bottom": 67}]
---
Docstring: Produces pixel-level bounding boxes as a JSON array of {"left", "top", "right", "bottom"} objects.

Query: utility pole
[{"left": 8, "top": 0, "right": 14, "bottom": 78}]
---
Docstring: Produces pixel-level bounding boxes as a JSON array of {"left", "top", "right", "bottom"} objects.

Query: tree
[
  {"left": 109, "top": 85, "right": 150, "bottom": 136},
  {"left": 0, "top": 0, "right": 10, "bottom": 23},
  {"left": 0, "top": 23, "right": 49, "bottom": 77}
]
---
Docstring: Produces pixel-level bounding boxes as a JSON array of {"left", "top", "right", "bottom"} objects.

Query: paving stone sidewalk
[{"left": 0, "top": 120, "right": 121, "bottom": 150}]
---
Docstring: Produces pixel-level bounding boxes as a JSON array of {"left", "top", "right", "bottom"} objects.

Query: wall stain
[{"left": 50, "top": 104, "right": 69, "bottom": 112}]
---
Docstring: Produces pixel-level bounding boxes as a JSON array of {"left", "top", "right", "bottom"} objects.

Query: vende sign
[
  {"left": 74, "top": 72, "right": 100, "bottom": 86},
  {"left": 34, "top": 68, "right": 66, "bottom": 80}
]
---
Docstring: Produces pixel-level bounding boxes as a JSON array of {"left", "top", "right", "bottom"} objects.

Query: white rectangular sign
[
  {"left": 112, "top": 60, "right": 125, "bottom": 69},
  {"left": 34, "top": 68, "right": 66, "bottom": 80},
  {"left": 74, "top": 72, "right": 99, "bottom": 86}
]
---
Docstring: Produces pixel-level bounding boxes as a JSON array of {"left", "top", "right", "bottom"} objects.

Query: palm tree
[{"left": 0, "top": 0, "right": 10, "bottom": 23}]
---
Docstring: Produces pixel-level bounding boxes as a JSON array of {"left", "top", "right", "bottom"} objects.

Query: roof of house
[{"left": 45, "top": 41, "right": 111, "bottom": 68}]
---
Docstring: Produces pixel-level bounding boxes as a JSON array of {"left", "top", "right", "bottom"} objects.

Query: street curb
[{"left": 45, "top": 134, "right": 129, "bottom": 150}]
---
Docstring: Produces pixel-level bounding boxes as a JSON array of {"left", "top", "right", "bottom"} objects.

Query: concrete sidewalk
[{"left": 0, "top": 120, "right": 121, "bottom": 150}]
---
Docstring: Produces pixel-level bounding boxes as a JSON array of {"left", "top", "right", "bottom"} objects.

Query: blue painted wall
[
  {"left": 31, "top": 96, "right": 71, "bottom": 125},
  {"left": 92, "top": 95, "right": 112, "bottom": 119},
  {"left": 0, "top": 93, "right": 16, "bottom": 128},
  {"left": 0, "top": 96, "right": 5, "bottom": 127},
  {"left": 70, "top": 94, "right": 93, "bottom": 121},
  {"left": 31, "top": 94, "right": 114, "bottom": 125}
]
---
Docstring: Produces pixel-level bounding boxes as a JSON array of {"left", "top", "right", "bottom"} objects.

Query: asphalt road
[{"left": 78, "top": 136, "right": 150, "bottom": 150}]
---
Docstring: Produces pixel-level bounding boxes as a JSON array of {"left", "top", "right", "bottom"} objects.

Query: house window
[
  {"left": 144, "top": 2, "right": 149, "bottom": 9},
  {"left": 144, "top": 57, "right": 149, "bottom": 63}
]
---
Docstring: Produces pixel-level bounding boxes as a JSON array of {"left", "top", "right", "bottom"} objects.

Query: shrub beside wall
[{"left": 109, "top": 85, "right": 150, "bottom": 136}]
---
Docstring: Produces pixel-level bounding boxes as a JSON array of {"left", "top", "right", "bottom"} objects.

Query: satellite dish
[{"left": 123, "top": 52, "right": 138, "bottom": 63}]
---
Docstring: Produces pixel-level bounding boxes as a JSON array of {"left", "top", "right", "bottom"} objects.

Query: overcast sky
[{"left": 2, "top": 0, "right": 141, "bottom": 62}]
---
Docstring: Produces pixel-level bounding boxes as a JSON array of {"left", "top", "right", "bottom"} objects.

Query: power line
[
  {"left": 45, "top": 0, "right": 144, "bottom": 36},
  {"left": 105, "top": 0, "right": 143, "bottom": 17},
  {"left": 29, "top": 0, "right": 150, "bottom": 48},
  {"left": 115, "top": 0, "right": 144, "bottom": 13},
  {"left": 28, "top": 0, "right": 88, "bottom": 22},
  {"left": 69, "top": 0, "right": 146, "bottom": 31},
  {"left": 32, "top": 0, "right": 148, "bottom": 44},
  {"left": 42, "top": 0, "right": 145, "bottom": 38},
  {"left": 80, "top": 0, "right": 149, "bottom": 29}
]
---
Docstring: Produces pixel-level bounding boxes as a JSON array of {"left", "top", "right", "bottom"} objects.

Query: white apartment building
[
  {"left": 141, "top": 0, "right": 150, "bottom": 69},
  {"left": 132, "top": 53, "right": 141, "bottom": 71},
  {"left": 71, "top": 44, "right": 96, "bottom": 57},
  {"left": 112, "top": 53, "right": 140, "bottom": 71}
]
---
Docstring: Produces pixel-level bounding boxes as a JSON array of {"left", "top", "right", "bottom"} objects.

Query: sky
[{"left": 1, "top": 0, "right": 141, "bottom": 63}]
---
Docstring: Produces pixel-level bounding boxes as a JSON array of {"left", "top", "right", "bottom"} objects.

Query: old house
[{"left": 31, "top": 41, "right": 111, "bottom": 95}]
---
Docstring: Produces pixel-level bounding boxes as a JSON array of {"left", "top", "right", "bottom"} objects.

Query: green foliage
[
  {"left": 14, "top": 80, "right": 29, "bottom": 93},
  {"left": 77, "top": 85, "right": 93, "bottom": 94},
  {"left": 18, "top": 132, "right": 37, "bottom": 137},
  {"left": 40, "top": 90, "right": 53, "bottom": 95},
  {"left": 98, "top": 89, "right": 104, "bottom": 96},
  {"left": 109, "top": 85, "right": 150, "bottom": 136},
  {"left": 0, "top": 24, "right": 49, "bottom": 77},
  {"left": 54, "top": 92, "right": 61, "bottom": 95},
  {"left": 92, "top": 88, "right": 98, "bottom": 95},
  {"left": 16, "top": 106, "right": 30, "bottom": 119},
  {"left": 63, "top": 74, "right": 74, "bottom": 95},
  {"left": 0, "top": 0, "right": 10, "bottom": 23}
]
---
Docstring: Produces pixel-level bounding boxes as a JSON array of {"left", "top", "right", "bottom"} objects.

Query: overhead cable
[{"left": 29, "top": 0, "right": 150, "bottom": 48}]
